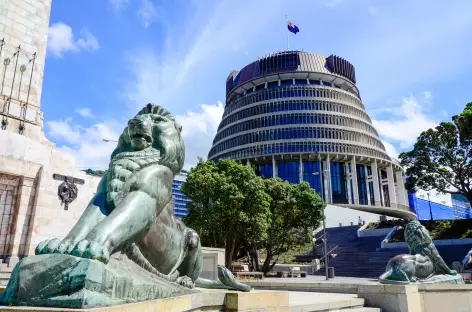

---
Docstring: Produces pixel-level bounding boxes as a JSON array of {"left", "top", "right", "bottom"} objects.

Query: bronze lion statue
[
  {"left": 379, "top": 220, "right": 460, "bottom": 284},
  {"left": 35, "top": 103, "right": 249, "bottom": 291}
]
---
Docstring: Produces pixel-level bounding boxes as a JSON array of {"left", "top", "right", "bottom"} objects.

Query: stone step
[
  {"left": 330, "top": 308, "right": 381, "bottom": 312},
  {"left": 289, "top": 293, "right": 367, "bottom": 312},
  {"left": 0, "top": 272, "right": 11, "bottom": 279}
]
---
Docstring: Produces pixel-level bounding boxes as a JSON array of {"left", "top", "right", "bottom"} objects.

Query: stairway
[
  {"left": 0, "top": 268, "right": 12, "bottom": 286},
  {"left": 312, "top": 226, "right": 472, "bottom": 278},
  {"left": 288, "top": 292, "right": 381, "bottom": 311}
]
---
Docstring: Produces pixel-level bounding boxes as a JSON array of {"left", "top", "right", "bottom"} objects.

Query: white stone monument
[{"left": 0, "top": 0, "right": 101, "bottom": 267}]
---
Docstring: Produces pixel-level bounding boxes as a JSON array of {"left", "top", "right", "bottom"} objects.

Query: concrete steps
[
  {"left": 288, "top": 292, "right": 379, "bottom": 311},
  {"left": 331, "top": 307, "right": 382, "bottom": 312},
  {"left": 330, "top": 309, "right": 381, "bottom": 312},
  {"left": 0, "top": 268, "right": 12, "bottom": 286},
  {"left": 312, "top": 225, "right": 472, "bottom": 278}
]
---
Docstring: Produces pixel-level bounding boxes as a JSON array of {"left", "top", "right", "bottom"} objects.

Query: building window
[
  {"left": 280, "top": 79, "right": 293, "bottom": 86},
  {"left": 294, "top": 79, "right": 307, "bottom": 85},
  {"left": 254, "top": 163, "right": 273, "bottom": 179},
  {"left": 278, "top": 161, "right": 300, "bottom": 184},
  {"left": 330, "top": 162, "right": 348, "bottom": 204},
  {"left": 368, "top": 182, "right": 375, "bottom": 206},
  {"left": 302, "top": 161, "right": 322, "bottom": 196},
  {"left": 356, "top": 164, "right": 368, "bottom": 205}
]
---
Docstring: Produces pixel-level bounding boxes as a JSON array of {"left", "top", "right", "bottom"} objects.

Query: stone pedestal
[{"left": 0, "top": 254, "right": 197, "bottom": 308}]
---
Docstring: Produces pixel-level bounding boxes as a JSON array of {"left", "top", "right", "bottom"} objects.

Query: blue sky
[{"left": 42, "top": 0, "right": 472, "bottom": 170}]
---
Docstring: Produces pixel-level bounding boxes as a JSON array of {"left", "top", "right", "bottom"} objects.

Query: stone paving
[{"left": 259, "top": 275, "right": 378, "bottom": 285}]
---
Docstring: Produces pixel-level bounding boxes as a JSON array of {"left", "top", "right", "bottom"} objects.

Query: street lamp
[
  {"left": 414, "top": 176, "right": 434, "bottom": 221},
  {"left": 103, "top": 139, "right": 118, "bottom": 143},
  {"left": 426, "top": 192, "right": 433, "bottom": 221},
  {"left": 313, "top": 169, "right": 330, "bottom": 280}
]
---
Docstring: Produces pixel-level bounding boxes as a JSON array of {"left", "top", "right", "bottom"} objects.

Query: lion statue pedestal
[
  {"left": 379, "top": 220, "right": 464, "bottom": 285},
  {"left": 1, "top": 254, "right": 198, "bottom": 308},
  {"left": 0, "top": 104, "right": 250, "bottom": 309}
]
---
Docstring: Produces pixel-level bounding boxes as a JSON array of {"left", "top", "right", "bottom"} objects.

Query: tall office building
[
  {"left": 208, "top": 51, "right": 415, "bottom": 224},
  {"left": 172, "top": 171, "right": 191, "bottom": 219}
]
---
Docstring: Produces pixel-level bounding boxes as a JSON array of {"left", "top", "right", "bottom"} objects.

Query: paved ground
[
  {"left": 288, "top": 291, "right": 360, "bottom": 304},
  {"left": 257, "top": 275, "right": 378, "bottom": 285}
]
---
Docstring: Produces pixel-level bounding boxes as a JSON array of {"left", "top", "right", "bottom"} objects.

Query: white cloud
[
  {"left": 175, "top": 102, "right": 224, "bottom": 168},
  {"left": 176, "top": 102, "right": 224, "bottom": 138},
  {"left": 75, "top": 107, "right": 95, "bottom": 119},
  {"left": 109, "top": 0, "right": 129, "bottom": 10},
  {"left": 46, "top": 119, "right": 122, "bottom": 169},
  {"left": 346, "top": 2, "right": 472, "bottom": 102},
  {"left": 76, "top": 30, "right": 99, "bottom": 51},
  {"left": 47, "top": 119, "right": 82, "bottom": 144},
  {"left": 138, "top": 0, "right": 158, "bottom": 28},
  {"left": 372, "top": 94, "right": 438, "bottom": 149},
  {"left": 47, "top": 23, "right": 99, "bottom": 58},
  {"left": 122, "top": 0, "right": 287, "bottom": 113},
  {"left": 46, "top": 102, "right": 224, "bottom": 170},
  {"left": 381, "top": 140, "right": 399, "bottom": 160}
]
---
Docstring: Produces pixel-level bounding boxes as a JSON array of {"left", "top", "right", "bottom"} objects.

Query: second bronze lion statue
[
  {"left": 379, "top": 220, "right": 461, "bottom": 285},
  {"left": 35, "top": 103, "right": 249, "bottom": 292}
]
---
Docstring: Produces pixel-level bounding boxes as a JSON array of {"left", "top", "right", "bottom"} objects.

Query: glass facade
[
  {"left": 172, "top": 176, "right": 191, "bottom": 219},
  {"left": 278, "top": 161, "right": 300, "bottom": 184},
  {"left": 356, "top": 164, "right": 368, "bottom": 205},
  {"left": 330, "top": 162, "right": 348, "bottom": 204},
  {"left": 302, "top": 161, "right": 322, "bottom": 196},
  {"left": 254, "top": 163, "right": 273, "bottom": 179}
]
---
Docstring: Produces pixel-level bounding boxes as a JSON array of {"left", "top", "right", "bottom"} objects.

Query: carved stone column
[
  {"left": 395, "top": 170, "right": 408, "bottom": 207},
  {"left": 371, "top": 161, "right": 381, "bottom": 206},
  {"left": 6, "top": 175, "right": 36, "bottom": 267},
  {"left": 323, "top": 156, "right": 332, "bottom": 204},
  {"left": 351, "top": 158, "right": 359, "bottom": 205},
  {"left": 386, "top": 164, "right": 397, "bottom": 207},
  {"left": 272, "top": 155, "right": 277, "bottom": 178},
  {"left": 365, "top": 165, "right": 371, "bottom": 206}
]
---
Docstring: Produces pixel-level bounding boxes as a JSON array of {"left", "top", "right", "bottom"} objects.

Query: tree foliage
[
  {"left": 182, "top": 158, "right": 324, "bottom": 272},
  {"left": 181, "top": 158, "right": 271, "bottom": 268},
  {"left": 257, "top": 179, "right": 323, "bottom": 273},
  {"left": 399, "top": 102, "right": 472, "bottom": 204}
]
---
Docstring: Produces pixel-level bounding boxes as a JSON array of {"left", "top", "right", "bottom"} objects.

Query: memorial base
[
  {"left": 0, "top": 254, "right": 197, "bottom": 309},
  {"left": 0, "top": 289, "right": 290, "bottom": 312}
]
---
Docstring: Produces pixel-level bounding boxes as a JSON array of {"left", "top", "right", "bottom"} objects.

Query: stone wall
[
  {"left": 0, "top": 0, "right": 52, "bottom": 140},
  {"left": 201, "top": 247, "right": 225, "bottom": 280},
  {"left": 359, "top": 284, "right": 472, "bottom": 312},
  {"left": 0, "top": 130, "right": 101, "bottom": 266}
]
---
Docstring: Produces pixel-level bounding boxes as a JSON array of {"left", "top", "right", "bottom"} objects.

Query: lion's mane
[
  {"left": 110, "top": 103, "right": 185, "bottom": 175},
  {"left": 405, "top": 220, "right": 433, "bottom": 253}
]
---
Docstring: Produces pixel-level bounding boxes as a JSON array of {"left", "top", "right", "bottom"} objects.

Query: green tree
[
  {"left": 258, "top": 179, "right": 324, "bottom": 273},
  {"left": 181, "top": 158, "right": 271, "bottom": 268},
  {"left": 400, "top": 103, "right": 472, "bottom": 204}
]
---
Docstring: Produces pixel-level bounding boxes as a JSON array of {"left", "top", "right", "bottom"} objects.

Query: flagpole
[{"left": 286, "top": 15, "right": 290, "bottom": 51}]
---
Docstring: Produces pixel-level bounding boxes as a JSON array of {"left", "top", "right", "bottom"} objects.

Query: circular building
[{"left": 208, "top": 51, "right": 416, "bottom": 223}]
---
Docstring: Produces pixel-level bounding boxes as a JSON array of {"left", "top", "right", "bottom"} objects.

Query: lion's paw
[
  {"left": 35, "top": 238, "right": 61, "bottom": 255},
  {"left": 71, "top": 240, "right": 110, "bottom": 264},
  {"left": 176, "top": 276, "right": 195, "bottom": 289},
  {"left": 55, "top": 240, "right": 76, "bottom": 255}
]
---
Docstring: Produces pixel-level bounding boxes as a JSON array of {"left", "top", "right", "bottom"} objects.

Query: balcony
[{"left": 335, "top": 202, "right": 417, "bottom": 220}]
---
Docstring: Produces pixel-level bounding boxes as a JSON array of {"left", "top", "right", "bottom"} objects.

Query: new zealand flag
[{"left": 287, "top": 21, "right": 299, "bottom": 34}]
